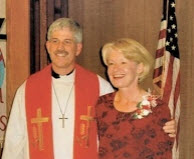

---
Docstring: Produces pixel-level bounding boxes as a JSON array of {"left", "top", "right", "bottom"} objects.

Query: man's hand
[{"left": 163, "top": 119, "right": 176, "bottom": 137}]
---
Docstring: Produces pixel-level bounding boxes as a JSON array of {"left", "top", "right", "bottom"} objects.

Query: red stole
[{"left": 25, "top": 64, "right": 99, "bottom": 159}]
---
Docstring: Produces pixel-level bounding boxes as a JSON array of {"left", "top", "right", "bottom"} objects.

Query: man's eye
[
  {"left": 107, "top": 62, "right": 114, "bottom": 66},
  {"left": 50, "top": 39, "right": 58, "bottom": 43},
  {"left": 64, "top": 40, "right": 73, "bottom": 45}
]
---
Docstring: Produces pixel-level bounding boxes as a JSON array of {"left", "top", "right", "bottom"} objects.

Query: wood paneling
[
  {"left": 177, "top": 0, "right": 194, "bottom": 158},
  {"left": 6, "top": 0, "right": 69, "bottom": 112},
  {"left": 30, "top": 0, "right": 69, "bottom": 74},
  {"left": 39, "top": 0, "right": 48, "bottom": 69},
  {"left": 6, "top": 0, "right": 194, "bottom": 158},
  {"left": 68, "top": 0, "right": 162, "bottom": 88},
  {"left": 6, "top": 0, "right": 30, "bottom": 113},
  {"left": 69, "top": 0, "right": 194, "bottom": 158}
]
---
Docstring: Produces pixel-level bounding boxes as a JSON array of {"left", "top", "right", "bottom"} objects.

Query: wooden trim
[
  {"left": 6, "top": 0, "right": 30, "bottom": 114},
  {"left": 39, "top": 0, "right": 48, "bottom": 69}
]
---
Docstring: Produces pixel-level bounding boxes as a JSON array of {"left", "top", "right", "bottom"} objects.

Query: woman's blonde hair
[{"left": 102, "top": 38, "right": 154, "bottom": 83}]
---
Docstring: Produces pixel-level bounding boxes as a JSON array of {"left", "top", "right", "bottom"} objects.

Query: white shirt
[{"left": 2, "top": 70, "right": 114, "bottom": 159}]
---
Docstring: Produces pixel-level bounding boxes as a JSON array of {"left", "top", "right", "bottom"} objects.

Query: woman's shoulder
[
  {"left": 96, "top": 92, "right": 116, "bottom": 109},
  {"left": 99, "top": 92, "right": 116, "bottom": 100}
]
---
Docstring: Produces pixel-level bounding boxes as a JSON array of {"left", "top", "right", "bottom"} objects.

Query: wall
[
  {"left": 5, "top": 0, "right": 194, "bottom": 158},
  {"left": 68, "top": 0, "right": 194, "bottom": 158},
  {"left": 177, "top": 0, "right": 194, "bottom": 158},
  {"left": 0, "top": 0, "right": 7, "bottom": 150},
  {"left": 6, "top": 0, "right": 30, "bottom": 113}
]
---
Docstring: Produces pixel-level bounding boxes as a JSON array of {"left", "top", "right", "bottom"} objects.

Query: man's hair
[{"left": 47, "top": 18, "right": 82, "bottom": 43}]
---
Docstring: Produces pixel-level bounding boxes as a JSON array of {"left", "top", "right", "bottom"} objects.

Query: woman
[{"left": 95, "top": 38, "right": 174, "bottom": 159}]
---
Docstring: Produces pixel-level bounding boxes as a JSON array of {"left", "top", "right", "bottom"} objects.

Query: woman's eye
[{"left": 121, "top": 61, "right": 126, "bottom": 64}]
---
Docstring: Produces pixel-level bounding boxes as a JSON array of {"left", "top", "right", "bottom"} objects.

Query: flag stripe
[
  {"left": 158, "top": 28, "right": 167, "bottom": 39},
  {"left": 174, "top": 72, "right": 180, "bottom": 107},
  {"left": 156, "top": 47, "right": 165, "bottom": 58},
  {"left": 153, "top": 0, "right": 180, "bottom": 158}
]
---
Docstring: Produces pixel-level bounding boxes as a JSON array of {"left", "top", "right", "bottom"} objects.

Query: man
[{"left": 2, "top": 18, "right": 176, "bottom": 159}]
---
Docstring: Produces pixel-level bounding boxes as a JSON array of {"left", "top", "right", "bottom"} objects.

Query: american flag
[{"left": 153, "top": 0, "right": 180, "bottom": 158}]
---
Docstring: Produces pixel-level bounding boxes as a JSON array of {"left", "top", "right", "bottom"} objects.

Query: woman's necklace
[{"left": 52, "top": 82, "right": 74, "bottom": 128}]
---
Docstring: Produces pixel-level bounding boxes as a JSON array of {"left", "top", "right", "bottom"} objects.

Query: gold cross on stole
[
  {"left": 31, "top": 108, "right": 49, "bottom": 150},
  {"left": 80, "top": 106, "right": 95, "bottom": 147}
]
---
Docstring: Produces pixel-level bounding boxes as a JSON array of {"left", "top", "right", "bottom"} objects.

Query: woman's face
[{"left": 107, "top": 50, "right": 143, "bottom": 89}]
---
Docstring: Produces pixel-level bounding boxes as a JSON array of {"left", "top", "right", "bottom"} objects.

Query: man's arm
[
  {"left": 2, "top": 83, "right": 29, "bottom": 159},
  {"left": 97, "top": 75, "right": 114, "bottom": 96}
]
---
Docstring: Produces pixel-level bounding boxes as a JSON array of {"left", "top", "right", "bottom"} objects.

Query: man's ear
[
  {"left": 45, "top": 41, "right": 50, "bottom": 54},
  {"left": 76, "top": 43, "right": 83, "bottom": 56}
]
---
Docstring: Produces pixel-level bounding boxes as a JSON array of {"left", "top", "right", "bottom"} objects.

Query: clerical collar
[{"left": 51, "top": 68, "right": 74, "bottom": 79}]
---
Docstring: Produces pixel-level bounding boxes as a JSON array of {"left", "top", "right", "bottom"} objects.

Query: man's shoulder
[
  {"left": 75, "top": 64, "right": 100, "bottom": 81},
  {"left": 27, "top": 65, "right": 51, "bottom": 81},
  {"left": 97, "top": 75, "right": 114, "bottom": 95},
  {"left": 97, "top": 75, "right": 109, "bottom": 84},
  {"left": 75, "top": 64, "right": 96, "bottom": 75}
]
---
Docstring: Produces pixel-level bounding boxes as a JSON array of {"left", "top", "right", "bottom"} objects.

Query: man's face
[{"left": 46, "top": 27, "right": 82, "bottom": 74}]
